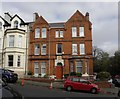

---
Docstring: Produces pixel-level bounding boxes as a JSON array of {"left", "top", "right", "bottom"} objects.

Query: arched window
[
  {"left": 14, "top": 21, "right": 18, "bottom": 28},
  {"left": 0, "top": 22, "right": 2, "bottom": 30}
]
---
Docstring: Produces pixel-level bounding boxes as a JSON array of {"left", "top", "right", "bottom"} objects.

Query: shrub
[
  {"left": 97, "top": 72, "right": 111, "bottom": 80},
  {"left": 76, "top": 72, "right": 82, "bottom": 77},
  {"left": 44, "top": 74, "right": 49, "bottom": 78},
  {"left": 27, "top": 71, "right": 33, "bottom": 75},
  {"left": 64, "top": 74, "right": 69, "bottom": 79},
  {"left": 70, "top": 72, "right": 76, "bottom": 76}
]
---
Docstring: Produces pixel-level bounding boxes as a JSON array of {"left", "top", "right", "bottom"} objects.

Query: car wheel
[
  {"left": 91, "top": 88, "right": 97, "bottom": 94},
  {"left": 118, "top": 90, "right": 120, "bottom": 97},
  {"left": 66, "top": 86, "right": 72, "bottom": 91}
]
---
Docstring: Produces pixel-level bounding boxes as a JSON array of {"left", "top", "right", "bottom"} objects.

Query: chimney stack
[
  {"left": 85, "top": 12, "right": 89, "bottom": 21},
  {"left": 33, "top": 12, "right": 39, "bottom": 22},
  {"left": 4, "top": 12, "right": 11, "bottom": 23}
]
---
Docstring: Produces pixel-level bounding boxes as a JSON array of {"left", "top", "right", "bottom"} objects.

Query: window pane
[
  {"left": 8, "top": 55, "right": 13, "bottom": 66},
  {"left": 0, "top": 22, "right": 2, "bottom": 29},
  {"left": 35, "top": 28, "right": 40, "bottom": 38},
  {"left": 0, "top": 38, "right": 1, "bottom": 49},
  {"left": 55, "top": 31, "right": 59, "bottom": 38},
  {"left": 34, "top": 44, "right": 39, "bottom": 55},
  {"left": 57, "top": 44, "right": 62, "bottom": 54},
  {"left": 72, "top": 27, "right": 77, "bottom": 37},
  {"left": 14, "top": 21, "right": 18, "bottom": 28},
  {"left": 72, "top": 78, "right": 79, "bottom": 82},
  {"left": 17, "top": 56, "right": 21, "bottom": 67},
  {"left": 80, "top": 44, "right": 85, "bottom": 55},
  {"left": 41, "top": 44, "right": 46, "bottom": 55},
  {"left": 76, "top": 61, "right": 82, "bottom": 73},
  {"left": 80, "top": 27, "right": 84, "bottom": 37},
  {"left": 60, "top": 31, "right": 63, "bottom": 37},
  {"left": 42, "top": 28, "right": 46, "bottom": 38},
  {"left": 72, "top": 44, "right": 77, "bottom": 54},
  {"left": 70, "top": 62, "right": 74, "bottom": 72},
  {"left": 41, "top": 62, "right": 46, "bottom": 74},
  {"left": 34, "top": 62, "right": 39, "bottom": 74},
  {"left": 9, "top": 35, "right": 14, "bottom": 47},
  {"left": 18, "top": 35, "right": 22, "bottom": 47}
]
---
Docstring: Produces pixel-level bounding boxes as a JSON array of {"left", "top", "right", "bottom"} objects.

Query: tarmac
[{"left": 17, "top": 79, "right": 119, "bottom": 96}]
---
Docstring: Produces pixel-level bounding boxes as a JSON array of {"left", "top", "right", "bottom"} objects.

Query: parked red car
[{"left": 64, "top": 76, "right": 100, "bottom": 94}]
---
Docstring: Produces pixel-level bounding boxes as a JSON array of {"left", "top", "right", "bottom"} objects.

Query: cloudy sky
[{"left": 1, "top": 1, "right": 118, "bottom": 56}]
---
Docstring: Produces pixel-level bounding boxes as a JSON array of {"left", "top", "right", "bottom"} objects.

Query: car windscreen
[{"left": 117, "top": 79, "right": 120, "bottom": 83}]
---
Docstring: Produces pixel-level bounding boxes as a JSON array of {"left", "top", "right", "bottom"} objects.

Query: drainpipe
[
  {"left": 48, "top": 27, "right": 50, "bottom": 78},
  {"left": 2, "top": 27, "right": 5, "bottom": 68},
  {"left": 25, "top": 24, "right": 29, "bottom": 76},
  {"left": 1, "top": 35, "right": 4, "bottom": 68}
]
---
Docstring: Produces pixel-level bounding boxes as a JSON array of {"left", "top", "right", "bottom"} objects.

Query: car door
[
  {"left": 79, "top": 79, "right": 90, "bottom": 91},
  {"left": 71, "top": 77, "right": 80, "bottom": 90}
]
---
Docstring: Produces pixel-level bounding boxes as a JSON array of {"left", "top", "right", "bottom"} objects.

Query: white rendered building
[{"left": 0, "top": 13, "right": 29, "bottom": 78}]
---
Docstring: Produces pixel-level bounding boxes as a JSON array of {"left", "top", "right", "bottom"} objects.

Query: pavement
[{"left": 17, "top": 79, "right": 119, "bottom": 96}]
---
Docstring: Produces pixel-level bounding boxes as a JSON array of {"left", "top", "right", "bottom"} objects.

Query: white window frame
[
  {"left": 72, "top": 27, "right": 77, "bottom": 37},
  {"left": 8, "top": 55, "right": 13, "bottom": 67},
  {"left": 60, "top": 30, "right": 63, "bottom": 38},
  {"left": 80, "top": 27, "right": 84, "bottom": 37},
  {"left": 17, "top": 55, "right": 21, "bottom": 67},
  {"left": 55, "top": 31, "right": 59, "bottom": 38},
  {"left": 41, "top": 44, "right": 46, "bottom": 55},
  {"left": 41, "top": 62, "right": 46, "bottom": 75},
  {"left": 34, "top": 44, "right": 39, "bottom": 55},
  {"left": 55, "top": 30, "right": 64, "bottom": 38},
  {"left": 72, "top": 44, "right": 77, "bottom": 55},
  {"left": 9, "top": 35, "right": 14, "bottom": 47},
  {"left": 42, "top": 28, "right": 47, "bottom": 38},
  {"left": 80, "top": 44, "right": 85, "bottom": 55},
  {"left": 76, "top": 61, "right": 83, "bottom": 73},
  {"left": 70, "top": 62, "right": 74, "bottom": 73},
  {"left": 14, "top": 20, "right": 18, "bottom": 28},
  {"left": 35, "top": 28, "right": 40, "bottom": 38},
  {"left": 34, "top": 62, "right": 39, "bottom": 75},
  {"left": 18, "top": 35, "right": 22, "bottom": 48}
]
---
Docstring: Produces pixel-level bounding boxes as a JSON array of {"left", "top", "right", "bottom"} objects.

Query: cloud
[{"left": 1, "top": 2, "right": 118, "bottom": 56}]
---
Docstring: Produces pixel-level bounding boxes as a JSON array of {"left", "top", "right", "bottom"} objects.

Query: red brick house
[{"left": 28, "top": 10, "right": 93, "bottom": 78}]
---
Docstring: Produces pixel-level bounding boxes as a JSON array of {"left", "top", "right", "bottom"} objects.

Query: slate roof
[
  {"left": 49, "top": 22, "right": 65, "bottom": 28},
  {"left": 0, "top": 16, "right": 10, "bottom": 26}
]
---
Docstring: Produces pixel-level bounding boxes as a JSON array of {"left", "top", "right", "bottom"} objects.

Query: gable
[
  {"left": 11, "top": 14, "right": 25, "bottom": 24},
  {"left": 66, "top": 10, "right": 85, "bottom": 24},
  {"left": 33, "top": 16, "right": 49, "bottom": 26}
]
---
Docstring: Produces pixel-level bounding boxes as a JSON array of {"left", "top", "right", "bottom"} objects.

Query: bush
[
  {"left": 70, "top": 72, "right": 76, "bottom": 76},
  {"left": 44, "top": 74, "right": 49, "bottom": 78},
  {"left": 76, "top": 72, "right": 82, "bottom": 77},
  {"left": 27, "top": 71, "right": 33, "bottom": 75},
  {"left": 64, "top": 74, "right": 69, "bottom": 79},
  {"left": 97, "top": 72, "right": 111, "bottom": 80},
  {"left": 69, "top": 72, "right": 82, "bottom": 77}
]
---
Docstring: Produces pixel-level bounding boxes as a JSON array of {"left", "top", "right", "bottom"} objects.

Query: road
[{"left": 6, "top": 83, "right": 118, "bottom": 99}]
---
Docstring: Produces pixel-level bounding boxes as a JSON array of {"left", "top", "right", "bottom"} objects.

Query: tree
[
  {"left": 109, "top": 50, "right": 120, "bottom": 76},
  {"left": 93, "top": 46, "right": 110, "bottom": 73}
]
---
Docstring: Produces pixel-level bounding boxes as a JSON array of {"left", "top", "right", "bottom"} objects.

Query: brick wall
[{"left": 28, "top": 10, "right": 93, "bottom": 77}]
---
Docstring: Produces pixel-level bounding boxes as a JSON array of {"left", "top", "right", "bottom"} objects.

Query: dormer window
[
  {"left": 14, "top": 21, "right": 18, "bottom": 28},
  {"left": 0, "top": 22, "right": 2, "bottom": 30}
]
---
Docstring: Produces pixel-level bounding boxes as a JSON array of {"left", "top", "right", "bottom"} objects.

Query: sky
[{"left": 0, "top": 1, "right": 119, "bottom": 56}]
